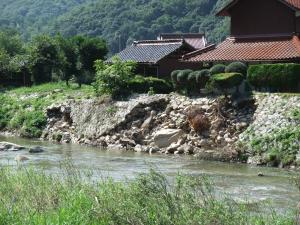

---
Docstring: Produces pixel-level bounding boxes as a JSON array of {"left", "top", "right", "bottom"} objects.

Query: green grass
[
  {"left": 0, "top": 82, "right": 94, "bottom": 137},
  {"left": 0, "top": 166, "right": 296, "bottom": 225}
]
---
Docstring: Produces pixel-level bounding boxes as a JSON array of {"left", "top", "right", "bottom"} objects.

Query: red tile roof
[
  {"left": 184, "top": 35, "right": 300, "bottom": 62},
  {"left": 218, "top": 0, "right": 300, "bottom": 16}
]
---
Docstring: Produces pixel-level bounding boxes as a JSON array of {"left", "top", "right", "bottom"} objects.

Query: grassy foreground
[
  {"left": 0, "top": 166, "right": 296, "bottom": 225},
  {"left": 0, "top": 82, "right": 94, "bottom": 138}
]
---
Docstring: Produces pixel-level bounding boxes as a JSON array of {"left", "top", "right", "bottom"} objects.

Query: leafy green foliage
[
  {"left": 225, "top": 62, "right": 248, "bottom": 77},
  {"left": 171, "top": 69, "right": 212, "bottom": 94},
  {"left": 129, "top": 75, "right": 173, "bottom": 94},
  {"left": 210, "top": 64, "right": 226, "bottom": 75},
  {"left": 0, "top": 166, "right": 294, "bottom": 224},
  {"left": 177, "top": 69, "right": 193, "bottom": 86},
  {"left": 55, "top": 35, "right": 80, "bottom": 86},
  {"left": 171, "top": 70, "right": 181, "bottom": 89},
  {"left": 0, "top": 29, "right": 24, "bottom": 56},
  {"left": 0, "top": 30, "right": 108, "bottom": 87},
  {"left": 0, "top": 0, "right": 230, "bottom": 54},
  {"left": 209, "top": 73, "right": 244, "bottom": 96},
  {"left": 29, "top": 35, "right": 64, "bottom": 84},
  {"left": 194, "top": 69, "right": 211, "bottom": 88},
  {"left": 93, "top": 57, "right": 136, "bottom": 98},
  {"left": 248, "top": 63, "right": 300, "bottom": 92},
  {"left": 0, "top": 30, "right": 29, "bottom": 85},
  {"left": 72, "top": 35, "right": 108, "bottom": 72}
]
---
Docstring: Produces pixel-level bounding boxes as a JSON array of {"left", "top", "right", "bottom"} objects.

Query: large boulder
[
  {"left": 153, "top": 129, "right": 184, "bottom": 148},
  {"left": 0, "top": 142, "right": 26, "bottom": 151}
]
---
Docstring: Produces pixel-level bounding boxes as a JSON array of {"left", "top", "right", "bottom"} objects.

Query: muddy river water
[{"left": 0, "top": 135, "right": 299, "bottom": 212}]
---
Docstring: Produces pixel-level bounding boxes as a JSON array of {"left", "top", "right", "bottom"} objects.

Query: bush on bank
[
  {"left": 225, "top": 62, "right": 248, "bottom": 77},
  {"left": 171, "top": 69, "right": 211, "bottom": 93},
  {"left": 207, "top": 73, "right": 244, "bottom": 96},
  {"left": 0, "top": 166, "right": 295, "bottom": 225},
  {"left": 128, "top": 75, "right": 173, "bottom": 94},
  {"left": 210, "top": 64, "right": 226, "bottom": 75},
  {"left": 248, "top": 63, "right": 300, "bottom": 92},
  {"left": 94, "top": 58, "right": 173, "bottom": 97}
]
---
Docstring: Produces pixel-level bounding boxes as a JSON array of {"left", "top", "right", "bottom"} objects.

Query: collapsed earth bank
[{"left": 42, "top": 93, "right": 257, "bottom": 163}]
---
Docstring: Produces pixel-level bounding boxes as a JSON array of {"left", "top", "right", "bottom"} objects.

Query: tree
[
  {"left": 93, "top": 57, "right": 136, "bottom": 98},
  {"left": 29, "top": 35, "right": 65, "bottom": 84},
  {"left": 56, "top": 35, "right": 81, "bottom": 86},
  {"left": 0, "top": 50, "right": 10, "bottom": 83},
  {"left": 9, "top": 54, "right": 31, "bottom": 86},
  {"left": 69, "top": 36, "right": 108, "bottom": 87},
  {"left": 0, "top": 30, "right": 24, "bottom": 56},
  {"left": 72, "top": 35, "right": 108, "bottom": 72}
]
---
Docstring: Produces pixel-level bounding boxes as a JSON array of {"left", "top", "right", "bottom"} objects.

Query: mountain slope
[{"left": 0, "top": 0, "right": 230, "bottom": 53}]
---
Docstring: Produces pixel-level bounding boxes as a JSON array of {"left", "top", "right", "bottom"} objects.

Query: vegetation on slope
[
  {"left": 0, "top": 82, "right": 94, "bottom": 138},
  {"left": 0, "top": 166, "right": 296, "bottom": 225},
  {"left": 0, "top": 0, "right": 230, "bottom": 53}
]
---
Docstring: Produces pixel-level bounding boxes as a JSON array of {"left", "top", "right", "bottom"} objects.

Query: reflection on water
[{"left": 0, "top": 135, "right": 299, "bottom": 211}]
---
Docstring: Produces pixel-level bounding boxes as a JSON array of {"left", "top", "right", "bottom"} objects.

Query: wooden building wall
[{"left": 229, "top": 0, "right": 295, "bottom": 36}]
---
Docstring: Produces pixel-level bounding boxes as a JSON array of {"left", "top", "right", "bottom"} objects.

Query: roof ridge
[
  {"left": 183, "top": 44, "right": 216, "bottom": 59},
  {"left": 134, "top": 39, "right": 183, "bottom": 44}
]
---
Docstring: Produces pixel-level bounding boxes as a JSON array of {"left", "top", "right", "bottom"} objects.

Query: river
[{"left": 0, "top": 135, "right": 299, "bottom": 212}]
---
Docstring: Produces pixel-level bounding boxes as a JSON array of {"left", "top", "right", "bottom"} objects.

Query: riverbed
[{"left": 0, "top": 135, "right": 299, "bottom": 212}]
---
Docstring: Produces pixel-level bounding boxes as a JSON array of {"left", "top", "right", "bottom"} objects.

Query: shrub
[
  {"left": 225, "top": 62, "right": 248, "bottom": 77},
  {"left": 171, "top": 70, "right": 181, "bottom": 83},
  {"left": 209, "top": 73, "right": 244, "bottom": 96},
  {"left": 128, "top": 75, "right": 173, "bottom": 94},
  {"left": 145, "top": 77, "right": 173, "bottom": 94},
  {"left": 212, "top": 73, "right": 244, "bottom": 89},
  {"left": 194, "top": 69, "right": 211, "bottom": 88},
  {"left": 187, "top": 72, "right": 197, "bottom": 90},
  {"left": 177, "top": 69, "right": 193, "bottom": 86},
  {"left": 93, "top": 57, "right": 136, "bottom": 98},
  {"left": 127, "top": 75, "right": 146, "bottom": 93},
  {"left": 248, "top": 63, "right": 300, "bottom": 91},
  {"left": 210, "top": 64, "right": 226, "bottom": 75},
  {"left": 187, "top": 72, "right": 196, "bottom": 84}
]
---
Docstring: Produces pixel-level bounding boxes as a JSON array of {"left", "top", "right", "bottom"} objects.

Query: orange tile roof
[{"left": 184, "top": 35, "right": 300, "bottom": 62}]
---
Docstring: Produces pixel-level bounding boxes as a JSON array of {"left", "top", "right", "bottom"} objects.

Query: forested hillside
[{"left": 0, "top": 0, "right": 230, "bottom": 53}]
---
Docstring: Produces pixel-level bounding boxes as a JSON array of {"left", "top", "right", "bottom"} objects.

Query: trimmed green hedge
[
  {"left": 210, "top": 64, "right": 226, "bottom": 75},
  {"left": 129, "top": 75, "right": 173, "bottom": 94},
  {"left": 225, "top": 62, "right": 247, "bottom": 77},
  {"left": 248, "top": 63, "right": 300, "bottom": 91},
  {"left": 177, "top": 69, "right": 193, "bottom": 85},
  {"left": 171, "top": 70, "right": 181, "bottom": 84},
  {"left": 193, "top": 70, "right": 210, "bottom": 88},
  {"left": 211, "top": 73, "right": 244, "bottom": 90}
]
